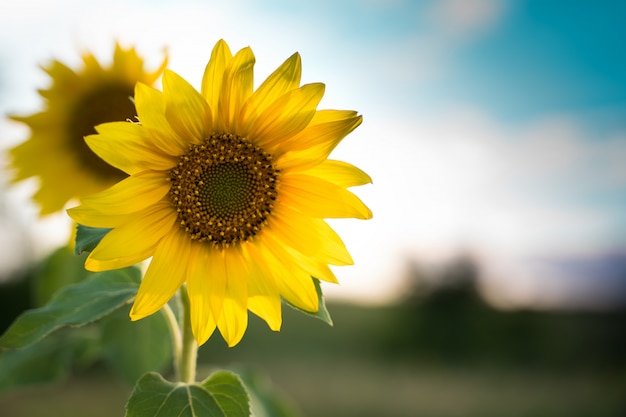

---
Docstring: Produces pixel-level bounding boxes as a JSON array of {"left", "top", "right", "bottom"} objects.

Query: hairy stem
[
  {"left": 179, "top": 287, "right": 198, "bottom": 383},
  {"left": 161, "top": 302, "right": 182, "bottom": 380}
]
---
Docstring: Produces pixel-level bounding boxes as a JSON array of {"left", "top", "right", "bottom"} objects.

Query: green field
[{"left": 1, "top": 293, "right": 625, "bottom": 417}]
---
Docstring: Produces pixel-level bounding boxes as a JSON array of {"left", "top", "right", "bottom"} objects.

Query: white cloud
[{"left": 324, "top": 106, "right": 626, "bottom": 304}]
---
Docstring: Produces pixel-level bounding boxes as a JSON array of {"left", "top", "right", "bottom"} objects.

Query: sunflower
[
  {"left": 9, "top": 44, "right": 167, "bottom": 215},
  {"left": 68, "top": 39, "right": 372, "bottom": 347}
]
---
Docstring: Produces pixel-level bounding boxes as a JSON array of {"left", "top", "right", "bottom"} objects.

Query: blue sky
[
  {"left": 1, "top": 0, "right": 625, "bottom": 308},
  {"left": 444, "top": 1, "right": 626, "bottom": 128}
]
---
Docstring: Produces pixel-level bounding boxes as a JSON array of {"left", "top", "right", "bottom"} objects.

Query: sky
[{"left": 1, "top": 0, "right": 625, "bottom": 309}]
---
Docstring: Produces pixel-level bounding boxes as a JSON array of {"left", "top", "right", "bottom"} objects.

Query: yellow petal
[
  {"left": 10, "top": 113, "right": 64, "bottom": 145},
  {"left": 19, "top": 150, "right": 91, "bottom": 214},
  {"left": 81, "top": 52, "right": 103, "bottom": 74},
  {"left": 238, "top": 52, "right": 301, "bottom": 133},
  {"left": 78, "top": 170, "right": 169, "bottom": 216},
  {"left": 217, "top": 46, "right": 255, "bottom": 132},
  {"left": 281, "top": 244, "right": 340, "bottom": 283},
  {"left": 201, "top": 39, "right": 233, "bottom": 122},
  {"left": 130, "top": 228, "right": 191, "bottom": 320},
  {"left": 311, "top": 109, "right": 359, "bottom": 124},
  {"left": 42, "top": 60, "right": 79, "bottom": 88},
  {"left": 88, "top": 122, "right": 177, "bottom": 174},
  {"left": 38, "top": 191, "right": 77, "bottom": 216},
  {"left": 301, "top": 159, "right": 372, "bottom": 187},
  {"left": 217, "top": 247, "right": 249, "bottom": 347},
  {"left": 163, "top": 70, "right": 212, "bottom": 143},
  {"left": 276, "top": 114, "right": 362, "bottom": 170},
  {"left": 266, "top": 204, "right": 322, "bottom": 257},
  {"left": 247, "top": 83, "right": 325, "bottom": 151},
  {"left": 186, "top": 244, "right": 218, "bottom": 346},
  {"left": 262, "top": 229, "right": 341, "bottom": 282},
  {"left": 258, "top": 239, "right": 318, "bottom": 312},
  {"left": 113, "top": 44, "right": 168, "bottom": 86},
  {"left": 10, "top": 144, "right": 63, "bottom": 188},
  {"left": 306, "top": 261, "right": 338, "bottom": 284},
  {"left": 85, "top": 245, "right": 152, "bottom": 272},
  {"left": 285, "top": 112, "right": 362, "bottom": 151},
  {"left": 204, "top": 248, "right": 227, "bottom": 324},
  {"left": 68, "top": 206, "right": 131, "bottom": 229},
  {"left": 134, "top": 82, "right": 187, "bottom": 152},
  {"left": 112, "top": 44, "right": 139, "bottom": 79},
  {"left": 187, "top": 294, "right": 217, "bottom": 347},
  {"left": 241, "top": 243, "right": 282, "bottom": 331},
  {"left": 85, "top": 201, "right": 176, "bottom": 270},
  {"left": 280, "top": 173, "right": 373, "bottom": 219},
  {"left": 265, "top": 204, "right": 353, "bottom": 266},
  {"left": 311, "top": 218, "right": 354, "bottom": 266}
]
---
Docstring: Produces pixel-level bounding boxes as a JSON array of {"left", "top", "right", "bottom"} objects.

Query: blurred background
[{"left": 0, "top": 1, "right": 625, "bottom": 416}]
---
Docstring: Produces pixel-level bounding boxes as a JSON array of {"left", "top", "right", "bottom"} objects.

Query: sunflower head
[
  {"left": 69, "top": 39, "right": 372, "bottom": 347},
  {"left": 8, "top": 44, "right": 168, "bottom": 215}
]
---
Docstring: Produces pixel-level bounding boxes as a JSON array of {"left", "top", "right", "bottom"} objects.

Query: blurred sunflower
[
  {"left": 68, "top": 39, "right": 372, "bottom": 347},
  {"left": 9, "top": 44, "right": 167, "bottom": 215}
]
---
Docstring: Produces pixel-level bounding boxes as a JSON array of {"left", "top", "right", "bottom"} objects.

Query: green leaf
[
  {"left": 101, "top": 306, "right": 173, "bottom": 385},
  {"left": 125, "top": 371, "right": 250, "bottom": 417},
  {"left": 201, "top": 371, "right": 251, "bottom": 417},
  {"left": 32, "top": 245, "right": 91, "bottom": 306},
  {"left": 0, "top": 267, "right": 140, "bottom": 350},
  {"left": 0, "top": 328, "right": 99, "bottom": 394},
  {"left": 74, "top": 224, "right": 112, "bottom": 255},
  {"left": 285, "top": 278, "right": 333, "bottom": 326}
]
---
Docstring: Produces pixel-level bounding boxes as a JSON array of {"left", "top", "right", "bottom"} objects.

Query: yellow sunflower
[
  {"left": 68, "top": 39, "right": 372, "bottom": 347},
  {"left": 9, "top": 44, "right": 167, "bottom": 215}
]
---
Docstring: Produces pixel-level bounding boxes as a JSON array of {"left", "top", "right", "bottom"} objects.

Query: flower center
[
  {"left": 70, "top": 84, "right": 134, "bottom": 182},
  {"left": 168, "top": 133, "right": 280, "bottom": 248}
]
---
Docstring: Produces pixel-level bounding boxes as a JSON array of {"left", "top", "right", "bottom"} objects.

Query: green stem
[
  {"left": 161, "top": 302, "right": 182, "bottom": 380},
  {"left": 179, "top": 287, "right": 198, "bottom": 383}
]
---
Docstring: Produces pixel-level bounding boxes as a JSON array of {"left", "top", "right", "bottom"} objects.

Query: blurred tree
[{"left": 385, "top": 254, "right": 626, "bottom": 371}]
